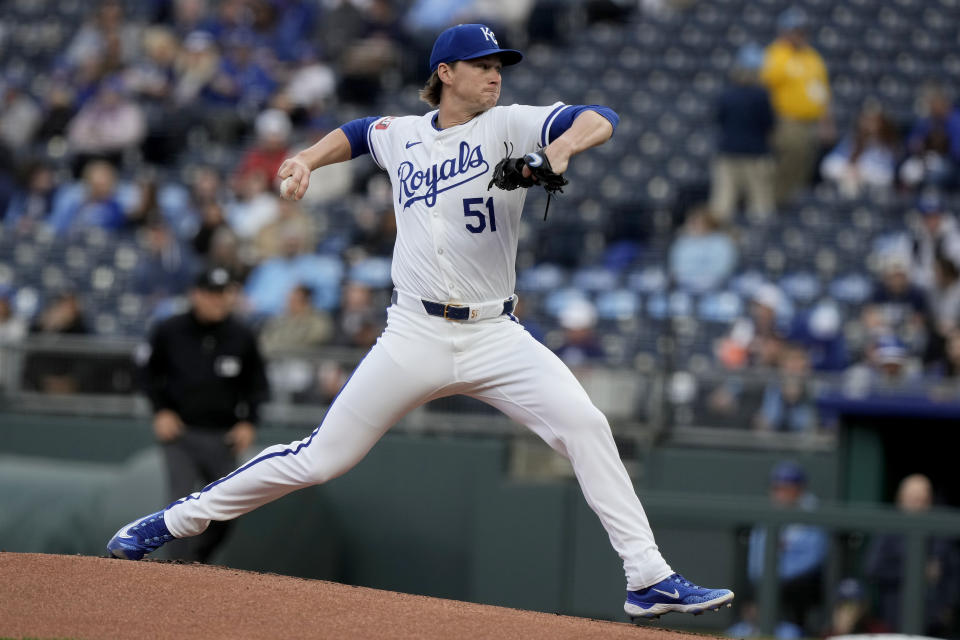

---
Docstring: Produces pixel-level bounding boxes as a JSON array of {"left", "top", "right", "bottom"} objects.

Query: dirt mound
[{"left": 0, "top": 552, "right": 712, "bottom": 640}]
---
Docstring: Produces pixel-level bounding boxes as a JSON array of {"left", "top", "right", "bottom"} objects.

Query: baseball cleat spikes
[{"left": 630, "top": 615, "right": 661, "bottom": 623}]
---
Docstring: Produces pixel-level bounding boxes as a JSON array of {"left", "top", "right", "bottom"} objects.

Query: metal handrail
[{"left": 641, "top": 492, "right": 960, "bottom": 635}]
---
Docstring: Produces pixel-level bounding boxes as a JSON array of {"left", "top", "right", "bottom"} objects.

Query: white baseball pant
[{"left": 163, "top": 301, "right": 673, "bottom": 589}]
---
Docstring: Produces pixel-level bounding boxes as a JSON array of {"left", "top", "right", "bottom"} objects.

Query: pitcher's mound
[{"left": 0, "top": 552, "right": 716, "bottom": 639}]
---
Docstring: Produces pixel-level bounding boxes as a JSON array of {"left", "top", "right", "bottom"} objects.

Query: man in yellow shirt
[{"left": 761, "top": 7, "right": 833, "bottom": 205}]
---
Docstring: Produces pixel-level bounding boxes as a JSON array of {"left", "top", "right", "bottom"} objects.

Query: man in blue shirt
[
  {"left": 710, "top": 43, "right": 776, "bottom": 223},
  {"left": 748, "top": 461, "right": 828, "bottom": 633}
]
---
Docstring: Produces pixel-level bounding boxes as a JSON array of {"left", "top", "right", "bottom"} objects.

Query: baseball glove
[{"left": 488, "top": 143, "right": 569, "bottom": 219}]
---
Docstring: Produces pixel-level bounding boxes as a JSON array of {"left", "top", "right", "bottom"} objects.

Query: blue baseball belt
[{"left": 391, "top": 289, "right": 516, "bottom": 321}]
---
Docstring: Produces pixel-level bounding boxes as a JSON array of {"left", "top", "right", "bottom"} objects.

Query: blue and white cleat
[
  {"left": 106, "top": 510, "right": 175, "bottom": 560},
  {"left": 625, "top": 573, "right": 734, "bottom": 621}
]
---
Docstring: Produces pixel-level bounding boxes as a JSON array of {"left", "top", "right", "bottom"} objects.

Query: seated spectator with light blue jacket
[
  {"left": 668, "top": 206, "right": 738, "bottom": 293},
  {"left": 748, "top": 461, "right": 828, "bottom": 634}
]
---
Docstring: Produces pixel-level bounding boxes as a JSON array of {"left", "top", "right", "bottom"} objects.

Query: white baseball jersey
[{"left": 366, "top": 103, "right": 572, "bottom": 304}]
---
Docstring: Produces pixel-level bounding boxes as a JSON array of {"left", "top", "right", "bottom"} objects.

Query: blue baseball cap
[
  {"left": 429, "top": 24, "right": 523, "bottom": 73},
  {"left": 917, "top": 191, "right": 944, "bottom": 215},
  {"left": 777, "top": 6, "right": 808, "bottom": 32},
  {"left": 770, "top": 460, "right": 807, "bottom": 486}
]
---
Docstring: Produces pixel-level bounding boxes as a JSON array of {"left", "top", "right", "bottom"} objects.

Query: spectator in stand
[
  {"left": 458, "top": 0, "right": 536, "bottom": 50},
  {"left": 820, "top": 102, "right": 900, "bottom": 198},
  {"left": 761, "top": 6, "right": 832, "bottom": 205},
  {"left": 64, "top": 0, "right": 141, "bottom": 74},
  {"left": 748, "top": 460, "right": 829, "bottom": 635},
  {"left": 207, "top": 29, "right": 277, "bottom": 118},
  {"left": 259, "top": 284, "right": 334, "bottom": 354},
  {"left": 126, "top": 26, "right": 184, "bottom": 166},
  {"left": 206, "top": 226, "right": 251, "bottom": 286},
  {"left": 819, "top": 578, "right": 891, "bottom": 637},
  {"left": 928, "top": 253, "right": 960, "bottom": 340},
  {"left": 787, "top": 300, "right": 848, "bottom": 372},
  {"left": 336, "top": 0, "right": 405, "bottom": 105},
  {"left": 24, "top": 291, "right": 91, "bottom": 393},
  {"left": 861, "top": 251, "right": 929, "bottom": 357},
  {"left": 226, "top": 171, "right": 278, "bottom": 240},
  {"left": 346, "top": 201, "right": 397, "bottom": 262},
  {"left": 931, "top": 328, "right": 960, "bottom": 378},
  {"left": 47, "top": 160, "right": 128, "bottom": 235},
  {"left": 204, "top": 0, "right": 251, "bottom": 44},
  {"left": 554, "top": 298, "right": 606, "bottom": 367},
  {"left": 0, "top": 76, "right": 42, "bottom": 151},
  {"left": 160, "top": 164, "right": 225, "bottom": 242},
  {"left": 30, "top": 292, "right": 90, "bottom": 337},
  {"left": 126, "top": 168, "right": 165, "bottom": 230},
  {"left": 172, "top": 30, "right": 220, "bottom": 109},
  {"left": 0, "top": 286, "right": 27, "bottom": 389},
  {"left": 4, "top": 160, "right": 59, "bottom": 234},
  {"left": 754, "top": 342, "right": 817, "bottom": 433},
  {"left": 66, "top": 76, "right": 147, "bottom": 173},
  {"left": 668, "top": 206, "right": 738, "bottom": 293},
  {"left": 244, "top": 228, "right": 343, "bottom": 317},
  {"left": 844, "top": 333, "right": 921, "bottom": 391},
  {"left": 232, "top": 109, "right": 292, "bottom": 195},
  {"left": 33, "top": 80, "right": 77, "bottom": 145},
  {"left": 167, "top": 0, "right": 216, "bottom": 39},
  {"left": 191, "top": 201, "right": 230, "bottom": 257},
  {"left": 132, "top": 218, "right": 198, "bottom": 308},
  {"left": 907, "top": 191, "right": 960, "bottom": 293},
  {"left": 254, "top": 198, "right": 316, "bottom": 262},
  {"left": 335, "top": 281, "right": 385, "bottom": 349},
  {"left": 710, "top": 43, "right": 776, "bottom": 224},
  {"left": 900, "top": 87, "right": 960, "bottom": 192},
  {"left": 282, "top": 44, "right": 337, "bottom": 128},
  {"left": 865, "top": 473, "right": 960, "bottom": 636},
  {"left": 265, "top": 0, "right": 320, "bottom": 63},
  {"left": 717, "top": 283, "right": 788, "bottom": 371}
]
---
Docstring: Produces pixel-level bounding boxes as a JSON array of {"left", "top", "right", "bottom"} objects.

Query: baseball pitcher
[{"left": 108, "top": 23, "right": 733, "bottom": 621}]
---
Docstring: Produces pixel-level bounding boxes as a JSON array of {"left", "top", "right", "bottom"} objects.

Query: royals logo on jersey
[
  {"left": 397, "top": 141, "right": 489, "bottom": 209},
  {"left": 365, "top": 102, "right": 572, "bottom": 305}
]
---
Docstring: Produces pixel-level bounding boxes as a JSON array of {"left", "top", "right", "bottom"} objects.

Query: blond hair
[{"left": 418, "top": 62, "right": 458, "bottom": 108}]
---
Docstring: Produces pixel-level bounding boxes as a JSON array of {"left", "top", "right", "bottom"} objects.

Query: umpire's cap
[
  {"left": 193, "top": 266, "right": 232, "bottom": 291},
  {"left": 429, "top": 24, "right": 523, "bottom": 73}
]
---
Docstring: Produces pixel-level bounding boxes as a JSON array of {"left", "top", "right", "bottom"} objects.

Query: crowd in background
[{"left": 1, "top": 0, "right": 960, "bottom": 430}]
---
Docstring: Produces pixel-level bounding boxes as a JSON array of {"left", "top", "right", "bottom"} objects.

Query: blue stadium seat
[
  {"left": 595, "top": 289, "right": 641, "bottom": 321},
  {"left": 829, "top": 272, "right": 873, "bottom": 304},
  {"left": 518, "top": 263, "right": 567, "bottom": 293},
  {"left": 543, "top": 287, "right": 590, "bottom": 319},
  {"left": 349, "top": 257, "right": 393, "bottom": 289},
  {"left": 646, "top": 290, "right": 694, "bottom": 319},
  {"left": 627, "top": 265, "right": 668, "bottom": 294},
  {"left": 779, "top": 271, "right": 822, "bottom": 306},
  {"left": 697, "top": 290, "right": 744, "bottom": 324}
]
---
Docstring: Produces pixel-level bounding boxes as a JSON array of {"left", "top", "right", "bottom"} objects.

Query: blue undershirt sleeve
[
  {"left": 547, "top": 105, "right": 619, "bottom": 144},
  {"left": 339, "top": 116, "right": 381, "bottom": 159}
]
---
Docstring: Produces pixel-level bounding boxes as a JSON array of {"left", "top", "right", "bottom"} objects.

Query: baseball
[{"left": 280, "top": 176, "right": 298, "bottom": 200}]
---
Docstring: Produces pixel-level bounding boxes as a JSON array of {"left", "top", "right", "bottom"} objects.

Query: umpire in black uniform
[{"left": 141, "top": 266, "right": 269, "bottom": 562}]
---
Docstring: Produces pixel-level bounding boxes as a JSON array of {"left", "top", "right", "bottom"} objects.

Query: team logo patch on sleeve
[{"left": 375, "top": 117, "right": 395, "bottom": 130}]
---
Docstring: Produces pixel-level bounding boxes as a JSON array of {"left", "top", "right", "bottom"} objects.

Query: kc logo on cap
[{"left": 429, "top": 23, "right": 524, "bottom": 73}]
